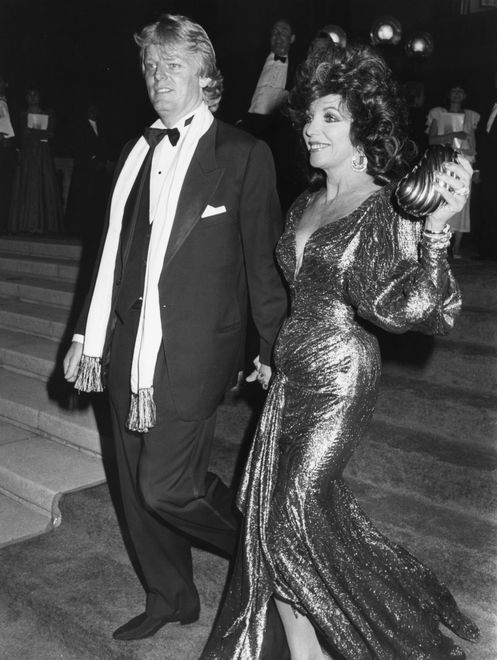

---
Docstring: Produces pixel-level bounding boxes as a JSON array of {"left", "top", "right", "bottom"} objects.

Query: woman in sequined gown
[{"left": 202, "top": 44, "right": 479, "bottom": 660}]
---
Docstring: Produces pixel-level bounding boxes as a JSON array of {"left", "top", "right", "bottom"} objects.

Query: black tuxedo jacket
[
  {"left": 77, "top": 118, "right": 287, "bottom": 420},
  {"left": 71, "top": 118, "right": 110, "bottom": 165}
]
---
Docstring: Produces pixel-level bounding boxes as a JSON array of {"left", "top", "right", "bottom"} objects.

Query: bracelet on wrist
[
  {"left": 423, "top": 223, "right": 451, "bottom": 236},
  {"left": 421, "top": 233, "right": 451, "bottom": 250}
]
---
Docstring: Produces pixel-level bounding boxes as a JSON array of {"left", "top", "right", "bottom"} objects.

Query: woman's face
[
  {"left": 303, "top": 94, "right": 355, "bottom": 173},
  {"left": 26, "top": 89, "right": 40, "bottom": 106},
  {"left": 449, "top": 87, "right": 466, "bottom": 105}
]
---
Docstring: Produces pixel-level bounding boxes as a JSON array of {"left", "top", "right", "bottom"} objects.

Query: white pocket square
[{"left": 201, "top": 204, "right": 226, "bottom": 218}]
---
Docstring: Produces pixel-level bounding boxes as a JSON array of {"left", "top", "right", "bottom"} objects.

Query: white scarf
[{"left": 75, "top": 102, "right": 214, "bottom": 432}]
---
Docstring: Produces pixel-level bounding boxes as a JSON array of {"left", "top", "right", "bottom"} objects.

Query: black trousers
[{"left": 107, "top": 305, "right": 239, "bottom": 619}]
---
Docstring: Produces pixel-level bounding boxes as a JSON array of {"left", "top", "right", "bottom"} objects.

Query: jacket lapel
[{"left": 163, "top": 121, "right": 224, "bottom": 270}]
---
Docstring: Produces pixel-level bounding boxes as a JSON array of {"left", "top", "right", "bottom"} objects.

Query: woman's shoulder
[
  {"left": 286, "top": 189, "right": 312, "bottom": 225},
  {"left": 362, "top": 183, "right": 394, "bottom": 214},
  {"left": 362, "top": 183, "right": 408, "bottom": 230},
  {"left": 359, "top": 184, "right": 421, "bottom": 261}
]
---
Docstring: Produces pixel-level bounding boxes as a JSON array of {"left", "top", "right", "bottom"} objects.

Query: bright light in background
[
  {"left": 405, "top": 32, "right": 434, "bottom": 57},
  {"left": 378, "top": 24, "right": 394, "bottom": 41},
  {"left": 317, "top": 24, "right": 347, "bottom": 48},
  {"left": 370, "top": 16, "right": 402, "bottom": 46}
]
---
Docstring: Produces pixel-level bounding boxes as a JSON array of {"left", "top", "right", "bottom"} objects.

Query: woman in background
[
  {"left": 427, "top": 85, "right": 480, "bottom": 258},
  {"left": 9, "top": 86, "right": 63, "bottom": 234}
]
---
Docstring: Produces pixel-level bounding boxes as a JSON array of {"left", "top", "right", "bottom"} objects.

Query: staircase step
[
  {"left": 0, "top": 369, "right": 103, "bottom": 455},
  {"left": 0, "top": 268, "right": 76, "bottom": 308},
  {"left": 215, "top": 393, "right": 496, "bottom": 518},
  {"left": 348, "top": 420, "right": 497, "bottom": 520},
  {"left": 449, "top": 307, "right": 497, "bottom": 350},
  {"left": 352, "top": 480, "right": 497, "bottom": 658},
  {"left": 453, "top": 260, "right": 497, "bottom": 310},
  {"left": 0, "top": 295, "right": 70, "bottom": 340},
  {"left": 0, "top": 236, "right": 82, "bottom": 260},
  {"left": 0, "top": 327, "right": 59, "bottom": 379},
  {"left": 0, "top": 433, "right": 105, "bottom": 527},
  {"left": 353, "top": 479, "right": 497, "bottom": 580},
  {"left": 375, "top": 375, "right": 496, "bottom": 453},
  {"left": 0, "top": 491, "right": 52, "bottom": 548},
  {"left": 0, "top": 252, "right": 80, "bottom": 282},
  {"left": 383, "top": 339, "right": 497, "bottom": 395}
]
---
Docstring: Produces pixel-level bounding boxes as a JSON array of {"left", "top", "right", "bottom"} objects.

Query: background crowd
[{"left": 0, "top": 4, "right": 496, "bottom": 259}]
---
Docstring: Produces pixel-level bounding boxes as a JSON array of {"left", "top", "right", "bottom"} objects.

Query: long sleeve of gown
[{"left": 348, "top": 190, "right": 461, "bottom": 335}]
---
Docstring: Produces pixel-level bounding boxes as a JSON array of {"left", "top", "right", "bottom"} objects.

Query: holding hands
[{"left": 245, "top": 355, "right": 272, "bottom": 390}]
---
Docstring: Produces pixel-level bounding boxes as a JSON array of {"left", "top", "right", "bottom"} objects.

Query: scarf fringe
[
  {"left": 74, "top": 355, "right": 104, "bottom": 393},
  {"left": 126, "top": 387, "right": 157, "bottom": 433}
]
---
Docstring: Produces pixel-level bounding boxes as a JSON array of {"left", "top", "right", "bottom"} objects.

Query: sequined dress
[{"left": 201, "top": 185, "right": 479, "bottom": 659}]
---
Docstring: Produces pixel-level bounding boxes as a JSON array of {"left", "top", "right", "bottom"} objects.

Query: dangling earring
[{"left": 351, "top": 147, "right": 367, "bottom": 172}]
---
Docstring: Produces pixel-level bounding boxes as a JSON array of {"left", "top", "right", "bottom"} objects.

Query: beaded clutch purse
[{"left": 395, "top": 145, "right": 459, "bottom": 217}]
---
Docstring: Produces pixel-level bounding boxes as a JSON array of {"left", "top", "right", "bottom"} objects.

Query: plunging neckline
[{"left": 293, "top": 187, "right": 385, "bottom": 278}]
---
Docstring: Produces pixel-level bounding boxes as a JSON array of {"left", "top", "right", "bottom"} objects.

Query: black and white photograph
[{"left": 0, "top": 1, "right": 495, "bottom": 658}]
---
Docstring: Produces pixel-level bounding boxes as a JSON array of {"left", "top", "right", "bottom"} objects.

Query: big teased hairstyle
[
  {"left": 134, "top": 14, "right": 223, "bottom": 107},
  {"left": 288, "top": 42, "right": 416, "bottom": 189}
]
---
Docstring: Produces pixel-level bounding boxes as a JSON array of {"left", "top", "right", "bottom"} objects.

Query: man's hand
[
  {"left": 63, "top": 341, "right": 83, "bottom": 383},
  {"left": 246, "top": 355, "right": 272, "bottom": 390}
]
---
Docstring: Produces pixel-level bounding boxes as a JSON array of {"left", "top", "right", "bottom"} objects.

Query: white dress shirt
[
  {"left": 73, "top": 106, "right": 198, "bottom": 345},
  {"left": 88, "top": 118, "right": 98, "bottom": 136},
  {"left": 248, "top": 53, "right": 289, "bottom": 115},
  {"left": 0, "top": 97, "right": 14, "bottom": 138},
  {"left": 486, "top": 102, "right": 497, "bottom": 133}
]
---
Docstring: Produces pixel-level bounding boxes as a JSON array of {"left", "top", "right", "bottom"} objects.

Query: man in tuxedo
[
  {"left": 63, "top": 14, "right": 287, "bottom": 641},
  {"left": 242, "top": 19, "right": 295, "bottom": 130},
  {"left": 239, "top": 19, "right": 302, "bottom": 214},
  {"left": 65, "top": 102, "right": 114, "bottom": 240}
]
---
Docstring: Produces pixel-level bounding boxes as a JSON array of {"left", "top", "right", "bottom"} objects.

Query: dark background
[{"left": 1, "top": 0, "right": 496, "bottom": 156}]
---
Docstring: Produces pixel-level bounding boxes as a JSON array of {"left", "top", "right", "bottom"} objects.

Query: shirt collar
[{"left": 154, "top": 102, "right": 203, "bottom": 131}]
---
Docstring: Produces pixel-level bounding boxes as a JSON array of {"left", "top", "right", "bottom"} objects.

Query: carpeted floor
[
  {"left": 0, "top": 394, "right": 259, "bottom": 660},
  {"left": 0, "top": 389, "right": 494, "bottom": 659}
]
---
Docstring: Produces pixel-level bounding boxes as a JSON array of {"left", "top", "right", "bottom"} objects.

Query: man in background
[
  {"left": 65, "top": 102, "right": 114, "bottom": 241},
  {"left": 238, "top": 19, "right": 302, "bottom": 214}
]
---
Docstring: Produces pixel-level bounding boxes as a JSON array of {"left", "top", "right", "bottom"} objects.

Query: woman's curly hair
[{"left": 287, "top": 42, "right": 416, "bottom": 189}]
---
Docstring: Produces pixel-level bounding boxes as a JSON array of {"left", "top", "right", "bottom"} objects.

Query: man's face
[
  {"left": 270, "top": 21, "right": 294, "bottom": 58},
  {"left": 143, "top": 42, "right": 209, "bottom": 126}
]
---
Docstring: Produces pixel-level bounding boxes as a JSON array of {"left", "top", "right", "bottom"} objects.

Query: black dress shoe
[{"left": 112, "top": 610, "right": 199, "bottom": 641}]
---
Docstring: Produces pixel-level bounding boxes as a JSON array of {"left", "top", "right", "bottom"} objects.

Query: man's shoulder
[
  {"left": 213, "top": 119, "right": 273, "bottom": 165},
  {"left": 214, "top": 118, "right": 259, "bottom": 148},
  {"left": 122, "top": 135, "right": 141, "bottom": 153}
]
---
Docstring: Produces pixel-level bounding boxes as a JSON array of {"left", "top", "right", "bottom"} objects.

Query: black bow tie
[
  {"left": 274, "top": 55, "right": 287, "bottom": 63},
  {"left": 144, "top": 126, "right": 180, "bottom": 148}
]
